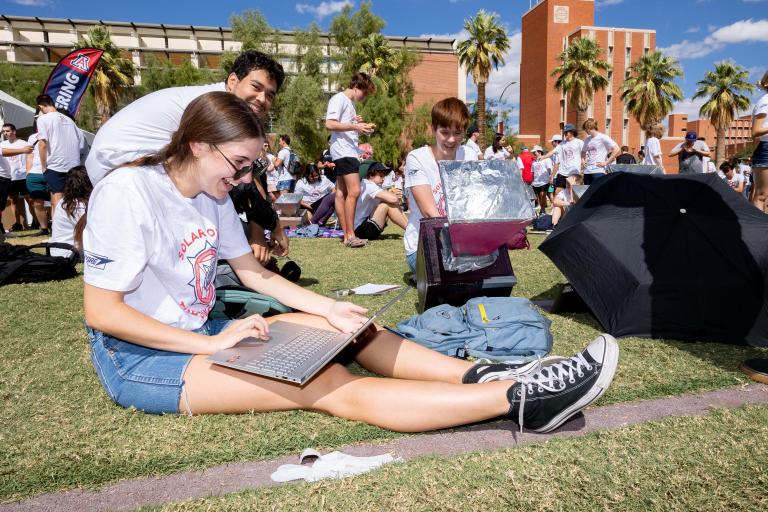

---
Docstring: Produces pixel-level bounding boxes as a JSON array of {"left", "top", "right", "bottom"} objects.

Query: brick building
[
  {"left": 0, "top": 14, "right": 464, "bottom": 109},
  {"left": 520, "top": 0, "right": 654, "bottom": 156}
]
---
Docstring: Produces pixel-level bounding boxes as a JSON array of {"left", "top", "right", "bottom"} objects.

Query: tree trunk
[
  {"left": 716, "top": 126, "right": 726, "bottom": 166},
  {"left": 477, "top": 81, "right": 486, "bottom": 151},
  {"left": 576, "top": 108, "right": 588, "bottom": 139}
]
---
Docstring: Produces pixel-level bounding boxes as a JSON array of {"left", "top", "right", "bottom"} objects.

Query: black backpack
[
  {"left": 532, "top": 214, "right": 554, "bottom": 231},
  {"left": 0, "top": 242, "right": 79, "bottom": 286}
]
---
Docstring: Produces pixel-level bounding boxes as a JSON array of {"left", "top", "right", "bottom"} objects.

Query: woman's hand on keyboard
[
  {"left": 212, "top": 314, "right": 270, "bottom": 351},
  {"left": 326, "top": 301, "right": 369, "bottom": 333}
]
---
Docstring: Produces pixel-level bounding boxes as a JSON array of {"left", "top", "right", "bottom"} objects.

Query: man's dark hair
[
  {"left": 621, "top": 145, "right": 629, "bottom": 152},
  {"left": 228, "top": 51, "right": 285, "bottom": 91},
  {"left": 348, "top": 72, "right": 375, "bottom": 94},
  {"left": 36, "top": 94, "right": 54, "bottom": 108},
  {"left": 2, "top": 123, "right": 16, "bottom": 132},
  {"left": 720, "top": 161, "right": 732, "bottom": 172},
  {"left": 280, "top": 134, "right": 291, "bottom": 145},
  {"left": 365, "top": 162, "right": 390, "bottom": 179}
]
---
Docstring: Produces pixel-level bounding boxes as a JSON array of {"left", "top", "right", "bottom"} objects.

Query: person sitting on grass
[
  {"left": 552, "top": 182, "right": 573, "bottom": 227},
  {"left": 404, "top": 97, "right": 478, "bottom": 273},
  {"left": 80, "top": 91, "right": 619, "bottom": 434},
  {"left": 353, "top": 162, "right": 407, "bottom": 241},
  {"left": 49, "top": 165, "right": 91, "bottom": 258},
  {"left": 294, "top": 163, "right": 335, "bottom": 224}
]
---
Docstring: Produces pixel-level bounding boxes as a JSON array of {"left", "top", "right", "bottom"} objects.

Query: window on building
[
  {"left": 606, "top": 118, "right": 612, "bottom": 133},
  {"left": 625, "top": 47, "right": 631, "bottom": 62},
  {"left": 607, "top": 94, "right": 612, "bottom": 111},
  {"left": 625, "top": 70, "right": 631, "bottom": 80},
  {"left": 623, "top": 119, "right": 629, "bottom": 145},
  {"left": 608, "top": 46, "right": 614, "bottom": 60},
  {"left": 560, "top": 99, "right": 566, "bottom": 122}
]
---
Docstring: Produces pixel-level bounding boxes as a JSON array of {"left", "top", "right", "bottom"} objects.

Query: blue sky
[{"left": 2, "top": 0, "right": 766, "bottom": 129}]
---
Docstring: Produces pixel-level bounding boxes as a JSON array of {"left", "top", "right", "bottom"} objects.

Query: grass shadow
[
  {"left": 658, "top": 338, "right": 768, "bottom": 374},
  {"left": 297, "top": 277, "right": 319, "bottom": 287}
]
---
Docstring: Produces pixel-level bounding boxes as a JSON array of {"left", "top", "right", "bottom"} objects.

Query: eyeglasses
[{"left": 212, "top": 144, "right": 266, "bottom": 180}]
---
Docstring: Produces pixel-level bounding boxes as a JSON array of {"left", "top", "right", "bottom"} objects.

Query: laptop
[{"left": 208, "top": 287, "right": 408, "bottom": 385}]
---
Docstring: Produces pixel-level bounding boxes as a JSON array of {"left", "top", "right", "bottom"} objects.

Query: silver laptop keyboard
[{"left": 245, "top": 328, "right": 342, "bottom": 375}]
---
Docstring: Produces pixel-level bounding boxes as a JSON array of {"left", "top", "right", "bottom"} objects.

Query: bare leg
[
  {"left": 386, "top": 206, "right": 408, "bottom": 230},
  {"left": 31, "top": 199, "right": 48, "bottom": 230},
  {"left": 334, "top": 179, "right": 349, "bottom": 240},
  {"left": 341, "top": 173, "right": 361, "bottom": 241},
  {"left": 181, "top": 313, "right": 511, "bottom": 432},
  {"left": 751, "top": 167, "right": 768, "bottom": 212}
]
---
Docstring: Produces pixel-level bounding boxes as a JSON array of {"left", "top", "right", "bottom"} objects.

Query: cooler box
[
  {"left": 439, "top": 160, "right": 535, "bottom": 256},
  {"left": 274, "top": 193, "right": 303, "bottom": 216},
  {"left": 416, "top": 217, "right": 517, "bottom": 313}
]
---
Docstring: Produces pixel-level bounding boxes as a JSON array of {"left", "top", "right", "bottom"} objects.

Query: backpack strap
[{"left": 27, "top": 242, "right": 80, "bottom": 265}]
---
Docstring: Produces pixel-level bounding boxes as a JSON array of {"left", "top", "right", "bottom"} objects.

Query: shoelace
[
  {"left": 514, "top": 353, "right": 593, "bottom": 432},
  {"left": 477, "top": 357, "right": 544, "bottom": 383}
]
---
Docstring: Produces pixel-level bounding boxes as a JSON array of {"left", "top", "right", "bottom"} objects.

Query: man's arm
[
  {"left": 375, "top": 188, "right": 402, "bottom": 207},
  {"left": 37, "top": 139, "right": 48, "bottom": 170},
  {"left": 668, "top": 144, "right": 682, "bottom": 157},
  {"left": 409, "top": 185, "right": 440, "bottom": 218},
  {"left": 325, "top": 119, "right": 374, "bottom": 134},
  {"left": 1, "top": 146, "right": 32, "bottom": 157}
]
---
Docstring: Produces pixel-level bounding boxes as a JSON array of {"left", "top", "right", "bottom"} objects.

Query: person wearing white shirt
[
  {"left": 293, "top": 164, "right": 335, "bottom": 219},
  {"left": 463, "top": 126, "right": 484, "bottom": 160},
  {"left": 262, "top": 141, "right": 278, "bottom": 200},
  {"left": 85, "top": 51, "right": 289, "bottom": 263},
  {"left": 24, "top": 132, "right": 50, "bottom": 234},
  {"left": 669, "top": 131, "right": 710, "bottom": 174},
  {"left": 1, "top": 123, "right": 33, "bottom": 232},
  {"left": 581, "top": 118, "right": 620, "bottom": 185},
  {"left": 49, "top": 165, "right": 92, "bottom": 257},
  {"left": 35, "top": 94, "right": 84, "bottom": 220},
  {"left": 483, "top": 134, "right": 509, "bottom": 160},
  {"left": 642, "top": 123, "right": 665, "bottom": 172},
  {"left": 531, "top": 146, "right": 553, "bottom": 215},
  {"left": 718, "top": 162, "right": 745, "bottom": 193},
  {"left": 83, "top": 90, "right": 619, "bottom": 433},
  {"left": 353, "top": 163, "right": 406, "bottom": 241},
  {"left": 325, "top": 72, "right": 377, "bottom": 248},
  {"left": 750, "top": 71, "right": 768, "bottom": 211},
  {"left": 273, "top": 134, "right": 296, "bottom": 195},
  {"left": 404, "top": 98, "right": 478, "bottom": 272},
  {"left": 538, "top": 124, "right": 583, "bottom": 199},
  {"left": 739, "top": 159, "right": 752, "bottom": 198}
]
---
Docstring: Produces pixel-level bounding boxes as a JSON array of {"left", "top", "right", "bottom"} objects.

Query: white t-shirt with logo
[
  {"left": 483, "top": 146, "right": 509, "bottom": 160},
  {"left": 354, "top": 179, "right": 384, "bottom": 228},
  {"left": 265, "top": 153, "right": 278, "bottom": 186},
  {"left": 643, "top": 137, "right": 663, "bottom": 167},
  {"left": 326, "top": 92, "right": 359, "bottom": 160},
  {"left": 25, "top": 134, "right": 44, "bottom": 175},
  {"left": 555, "top": 138, "right": 584, "bottom": 176},
  {"left": 532, "top": 158, "right": 553, "bottom": 187},
  {"left": 294, "top": 175, "right": 334, "bottom": 204},
  {"left": 1, "top": 139, "right": 30, "bottom": 180},
  {"left": 83, "top": 164, "right": 251, "bottom": 330},
  {"left": 86, "top": 82, "right": 226, "bottom": 185},
  {"left": 276, "top": 147, "right": 294, "bottom": 182},
  {"left": 403, "top": 145, "right": 476, "bottom": 256},
  {"left": 583, "top": 132, "right": 618, "bottom": 174},
  {"left": 464, "top": 139, "right": 482, "bottom": 160},
  {"left": 752, "top": 93, "right": 768, "bottom": 143},
  {"left": 36, "top": 111, "right": 82, "bottom": 173}
]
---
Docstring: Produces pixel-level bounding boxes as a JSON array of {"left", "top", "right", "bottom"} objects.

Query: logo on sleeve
[{"left": 83, "top": 251, "right": 114, "bottom": 270}]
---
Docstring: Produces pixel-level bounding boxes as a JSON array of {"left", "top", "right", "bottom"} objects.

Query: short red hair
[{"left": 431, "top": 97, "right": 470, "bottom": 131}]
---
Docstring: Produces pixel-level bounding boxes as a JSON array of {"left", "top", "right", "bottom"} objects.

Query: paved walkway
[{"left": 5, "top": 384, "right": 768, "bottom": 512}]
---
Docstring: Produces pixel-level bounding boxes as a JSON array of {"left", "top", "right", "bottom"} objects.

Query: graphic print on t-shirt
[{"left": 177, "top": 227, "right": 220, "bottom": 317}]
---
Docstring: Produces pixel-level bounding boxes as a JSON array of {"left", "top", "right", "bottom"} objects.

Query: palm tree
[
  {"left": 693, "top": 62, "right": 755, "bottom": 165},
  {"left": 74, "top": 26, "right": 135, "bottom": 125},
  {"left": 456, "top": 10, "right": 510, "bottom": 150},
  {"left": 358, "top": 33, "right": 395, "bottom": 78},
  {"left": 552, "top": 37, "right": 611, "bottom": 138},
  {"left": 620, "top": 50, "right": 684, "bottom": 131}
]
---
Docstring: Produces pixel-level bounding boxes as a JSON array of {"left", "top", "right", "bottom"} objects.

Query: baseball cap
[
  {"left": 521, "top": 145, "right": 529, "bottom": 151},
  {"left": 368, "top": 162, "right": 392, "bottom": 174},
  {"left": 467, "top": 125, "right": 479, "bottom": 136},
  {"left": 532, "top": 145, "right": 544, "bottom": 153},
  {"left": 550, "top": 134, "right": 563, "bottom": 142},
  {"left": 685, "top": 131, "right": 697, "bottom": 141},
  {"left": 563, "top": 123, "right": 577, "bottom": 135}
]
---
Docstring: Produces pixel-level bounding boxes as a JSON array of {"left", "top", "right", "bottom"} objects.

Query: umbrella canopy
[
  {"left": 0, "top": 89, "right": 36, "bottom": 130},
  {"left": 540, "top": 172, "right": 768, "bottom": 346}
]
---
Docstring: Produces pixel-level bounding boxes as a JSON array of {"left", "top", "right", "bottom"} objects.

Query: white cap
[
  {"left": 532, "top": 145, "right": 544, "bottom": 153},
  {"left": 550, "top": 134, "right": 563, "bottom": 142}
]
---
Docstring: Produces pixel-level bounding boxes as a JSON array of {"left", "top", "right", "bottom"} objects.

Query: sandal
[{"left": 344, "top": 237, "right": 367, "bottom": 248}]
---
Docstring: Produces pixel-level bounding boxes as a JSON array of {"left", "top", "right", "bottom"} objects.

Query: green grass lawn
[
  {"left": 145, "top": 404, "right": 768, "bottom": 512},
  {"left": 1, "top": 229, "right": 766, "bottom": 502}
]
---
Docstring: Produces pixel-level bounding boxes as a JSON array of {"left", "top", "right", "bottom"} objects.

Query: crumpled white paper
[{"left": 271, "top": 448, "right": 399, "bottom": 482}]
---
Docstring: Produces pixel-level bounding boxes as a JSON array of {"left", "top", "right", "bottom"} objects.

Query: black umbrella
[{"left": 540, "top": 172, "right": 768, "bottom": 346}]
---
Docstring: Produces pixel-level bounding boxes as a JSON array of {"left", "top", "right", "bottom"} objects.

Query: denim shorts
[
  {"left": 752, "top": 141, "right": 768, "bottom": 168},
  {"left": 406, "top": 251, "right": 417, "bottom": 272},
  {"left": 87, "top": 319, "right": 231, "bottom": 414}
]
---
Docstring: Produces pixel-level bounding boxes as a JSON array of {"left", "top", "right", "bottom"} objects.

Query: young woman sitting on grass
[{"left": 82, "top": 91, "right": 619, "bottom": 434}]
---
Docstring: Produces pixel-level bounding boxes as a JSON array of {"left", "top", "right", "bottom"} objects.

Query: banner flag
[{"left": 41, "top": 47, "right": 104, "bottom": 119}]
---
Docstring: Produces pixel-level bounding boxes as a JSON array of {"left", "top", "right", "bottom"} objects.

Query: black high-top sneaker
[
  {"left": 507, "top": 334, "right": 619, "bottom": 433},
  {"left": 462, "top": 356, "right": 568, "bottom": 384}
]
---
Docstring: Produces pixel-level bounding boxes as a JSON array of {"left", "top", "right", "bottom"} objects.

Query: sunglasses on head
[{"left": 212, "top": 143, "right": 267, "bottom": 180}]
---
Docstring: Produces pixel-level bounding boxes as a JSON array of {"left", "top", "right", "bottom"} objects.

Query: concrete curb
[{"left": 5, "top": 383, "right": 768, "bottom": 512}]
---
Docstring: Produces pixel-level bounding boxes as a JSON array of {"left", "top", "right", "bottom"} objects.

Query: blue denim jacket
[{"left": 395, "top": 297, "right": 552, "bottom": 361}]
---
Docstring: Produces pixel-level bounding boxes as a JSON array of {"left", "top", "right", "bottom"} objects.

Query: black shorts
[
  {"left": 583, "top": 173, "right": 606, "bottom": 185},
  {"left": 532, "top": 184, "right": 549, "bottom": 195},
  {"left": 333, "top": 157, "right": 361, "bottom": 177},
  {"left": 0, "top": 177, "right": 10, "bottom": 208},
  {"left": 9, "top": 179, "right": 28, "bottom": 197},
  {"left": 43, "top": 169, "right": 68, "bottom": 193},
  {"left": 553, "top": 174, "right": 569, "bottom": 189},
  {"left": 354, "top": 218, "right": 384, "bottom": 240}
]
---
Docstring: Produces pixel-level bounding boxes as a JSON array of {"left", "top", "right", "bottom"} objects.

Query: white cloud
[
  {"left": 9, "top": 0, "right": 50, "bottom": 5},
  {"left": 660, "top": 18, "right": 768, "bottom": 59},
  {"left": 685, "top": 26, "right": 701, "bottom": 33},
  {"left": 596, "top": 0, "right": 623, "bottom": 8},
  {"left": 672, "top": 97, "right": 706, "bottom": 119},
  {"left": 295, "top": 1, "right": 352, "bottom": 19}
]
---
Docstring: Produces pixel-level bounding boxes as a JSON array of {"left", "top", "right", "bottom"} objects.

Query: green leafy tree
[
  {"left": 294, "top": 23, "right": 325, "bottom": 77},
  {"left": 74, "top": 26, "right": 135, "bottom": 125},
  {"left": 620, "top": 50, "right": 684, "bottom": 131},
  {"left": 222, "top": 10, "right": 279, "bottom": 72},
  {"left": 272, "top": 73, "right": 327, "bottom": 164},
  {"left": 329, "top": 0, "right": 385, "bottom": 83},
  {"left": 358, "top": 33, "right": 395, "bottom": 78},
  {"left": 456, "top": 10, "right": 510, "bottom": 150},
  {"left": 694, "top": 62, "right": 755, "bottom": 165},
  {"left": 0, "top": 62, "right": 52, "bottom": 108},
  {"left": 404, "top": 103, "right": 434, "bottom": 150},
  {"left": 552, "top": 37, "right": 610, "bottom": 138},
  {"left": 139, "top": 57, "right": 222, "bottom": 94}
]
